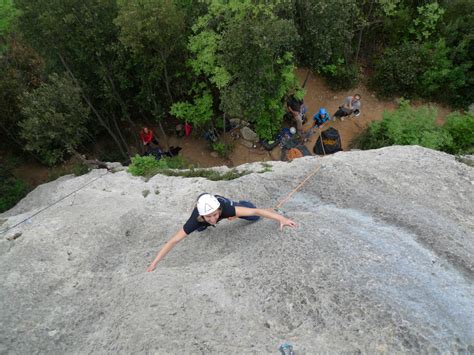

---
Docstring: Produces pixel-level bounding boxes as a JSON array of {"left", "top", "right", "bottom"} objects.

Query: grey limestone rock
[
  {"left": 0, "top": 146, "right": 472, "bottom": 354},
  {"left": 240, "top": 126, "right": 259, "bottom": 142}
]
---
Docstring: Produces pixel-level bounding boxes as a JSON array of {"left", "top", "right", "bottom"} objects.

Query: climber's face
[{"left": 202, "top": 209, "right": 221, "bottom": 225}]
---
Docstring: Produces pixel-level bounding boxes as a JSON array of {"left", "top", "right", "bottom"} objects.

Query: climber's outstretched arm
[{"left": 146, "top": 228, "right": 187, "bottom": 272}]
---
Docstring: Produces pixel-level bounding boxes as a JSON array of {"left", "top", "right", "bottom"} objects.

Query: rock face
[{"left": 0, "top": 146, "right": 473, "bottom": 354}]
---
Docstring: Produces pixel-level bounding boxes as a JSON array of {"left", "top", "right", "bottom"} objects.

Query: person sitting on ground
[
  {"left": 147, "top": 146, "right": 182, "bottom": 161},
  {"left": 146, "top": 193, "right": 297, "bottom": 271},
  {"left": 139, "top": 127, "right": 161, "bottom": 150},
  {"left": 287, "top": 105, "right": 304, "bottom": 135},
  {"left": 333, "top": 94, "right": 361, "bottom": 121}
]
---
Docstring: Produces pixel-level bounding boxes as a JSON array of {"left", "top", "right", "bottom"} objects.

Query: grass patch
[
  {"left": 258, "top": 162, "right": 272, "bottom": 173},
  {"left": 128, "top": 154, "right": 249, "bottom": 181},
  {"left": 157, "top": 168, "right": 248, "bottom": 181}
]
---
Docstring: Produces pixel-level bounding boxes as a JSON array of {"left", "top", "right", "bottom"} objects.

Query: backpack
[
  {"left": 286, "top": 148, "right": 304, "bottom": 160},
  {"left": 314, "top": 127, "right": 342, "bottom": 155},
  {"left": 285, "top": 145, "right": 311, "bottom": 160}
]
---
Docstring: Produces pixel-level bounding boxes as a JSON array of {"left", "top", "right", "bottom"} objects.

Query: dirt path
[{"left": 165, "top": 69, "right": 399, "bottom": 168}]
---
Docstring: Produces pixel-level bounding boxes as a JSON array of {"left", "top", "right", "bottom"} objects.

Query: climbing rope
[
  {"left": 1, "top": 170, "right": 110, "bottom": 235},
  {"left": 274, "top": 126, "right": 326, "bottom": 210}
]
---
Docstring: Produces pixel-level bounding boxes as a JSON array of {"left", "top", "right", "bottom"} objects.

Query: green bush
[
  {"left": 369, "top": 42, "right": 425, "bottom": 98},
  {"left": 321, "top": 61, "right": 358, "bottom": 91},
  {"left": 351, "top": 100, "right": 452, "bottom": 150},
  {"left": 441, "top": 112, "right": 474, "bottom": 154},
  {"left": 0, "top": 166, "right": 28, "bottom": 213},
  {"left": 128, "top": 155, "right": 162, "bottom": 176},
  {"left": 211, "top": 141, "right": 234, "bottom": 159},
  {"left": 159, "top": 168, "right": 248, "bottom": 181},
  {"left": 73, "top": 163, "right": 90, "bottom": 176},
  {"left": 128, "top": 155, "right": 189, "bottom": 177},
  {"left": 369, "top": 40, "right": 468, "bottom": 107},
  {"left": 19, "top": 73, "right": 90, "bottom": 166}
]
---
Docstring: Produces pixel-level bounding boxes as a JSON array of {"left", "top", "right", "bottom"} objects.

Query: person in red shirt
[{"left": 139, "top": 127, "right": 161, "bottom": 150}]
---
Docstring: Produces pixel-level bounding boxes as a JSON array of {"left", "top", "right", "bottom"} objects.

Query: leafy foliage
[
  {"left": 369, "top": 40, "right": 467, "bottom": 106},
  {"left": 184, "top": 0, "right": 301, "bottom": 140},
  {"left": 128, "top": 154, "right": 188, "bottom": 177},
  {"left": 127, "top": 155, "right": 160, "bottom": 176},
  {"left": 159, "top": 168, "right": 248, "bottom": 181},
  {"left": 0, "top": 0, "right": 17, "bottom": 52},
  {"left": 170, "top": 91, "right": 214, "bottom": 127},
  {"left": 115, "top": 0, "right": 189, "bottom": 111},
  {"left": 321, "top": 59, "right": 358, "bottom": 90},
  {"left": 352, "top": 100, "right": 452, "bottom": 150},
  {"left": 19, "top": 74, "right": 90, "bottom": 165},
  {"left": 441, "top": 112, "right": 474, "bottom": 154},
  {"left": 0, "top": 38, "right": 44, "bottom": 150},
  {"left": 211, "top": 141, "right": 234, "bottom": 159},
  {"left": 0, "top": 165, "right": 28, "bottom": 213},
  {"left": 294, "top": 0, "right": 359, "bottom": 70}
]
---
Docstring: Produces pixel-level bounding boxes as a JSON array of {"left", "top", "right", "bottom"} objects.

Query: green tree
[
  {"left": 115, "top": 0, "right": 189, "bottom": 112},
  {"left": 180, "top": 0, "right": 301, "bottom": 140},
  {"left": 15, "top": 0, "right": 135, "bottom": 159},
  {"left": 294, "top": 0, "right": 360, "bottom": 89},
  {"left": 0, "top": 0, "right": 17, "bottom": 52},
  {"left": 170, "top": 90, "right": 214, "bottom": 127},
  {"left": 19, "top": 74, "right": 90, "bottom": 165},
  {"left": 441, "top": 112, "right": 474, "bottom": 154},
  {"left": 295, "top": 0, "right": 359, "bottom": 68},
  {"left": 409, "top": 2, "right": 445, "bottom": 42},
  {"left": 0, "top": 37, "right": 44, "bottom": 151},
  {"left": 352, "top": 100, "right": 452, "bottom": 150},
  {"left": 439, "top": 0, "right": 474, "bottom": 107}
]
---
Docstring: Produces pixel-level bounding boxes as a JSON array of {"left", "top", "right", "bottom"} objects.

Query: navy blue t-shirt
[{"left": 183, "top": 196, "right": 236, "bottom": 235}]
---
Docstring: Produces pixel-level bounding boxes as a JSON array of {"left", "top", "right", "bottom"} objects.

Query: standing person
[
  {"left": 146, "top": 193, "right": 297, "bottom": 271},
  {"left": 312, "top": 108, "right": 331, "bottom": 129},
  {"left": 139, "top": 127, "right": 161, "bottom": 150},
  {"left": 286, "top": 96, "right": 307, "bottom": 134},
  {"left": 301, "top": 108, "right": 331, "bottom": 141},
  {"left": 333, "top": 94, "right": 361, "bottom": 121}
]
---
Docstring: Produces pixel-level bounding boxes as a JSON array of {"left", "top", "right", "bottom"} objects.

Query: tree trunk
[
  {"left": 160, "top": 51, "right": 174, "bottom": 103},
  {"left": 355, "top": 0, "right": 375, "bottom": 63},
  {"left": 302, "top": 69, "right": 311, "bottom": 89},
  {"left": 152, "top": 98, "right": 169, "bottom": 150}
]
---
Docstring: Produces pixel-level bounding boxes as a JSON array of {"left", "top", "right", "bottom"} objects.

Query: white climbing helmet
[{"left": 197, "top": 194, "right": 220, "bottom": 216}]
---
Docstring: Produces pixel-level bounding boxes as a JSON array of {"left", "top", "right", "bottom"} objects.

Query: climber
[{"left": 146, "top": 193, "right": 297, "bottom": 271}]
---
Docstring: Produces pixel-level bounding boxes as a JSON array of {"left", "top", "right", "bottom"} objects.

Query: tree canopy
[{"left": 0, "top": 0, "right": 471, "bottom": 167}]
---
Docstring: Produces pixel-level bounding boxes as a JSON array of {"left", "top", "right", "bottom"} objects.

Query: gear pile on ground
[{"left": 0, "top": 146, "right": 473, "bottom": 353}]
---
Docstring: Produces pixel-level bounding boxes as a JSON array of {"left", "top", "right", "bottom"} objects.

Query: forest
[{"left": 1, "top": 0, "right": 473, "bottom": 211}]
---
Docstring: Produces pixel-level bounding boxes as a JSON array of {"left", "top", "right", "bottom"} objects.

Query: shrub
[
  {"left": 127, "top": 154, "right": 247, "bottom": 181},
  {"left": 321, "top": 61, "right": 358, "bottom": 91},
  {"left": 211, "top": 141, "right": 234, "bottom": 159},
  {"left": 128, "top": 155, "right": 188, "bottom": 177},
  {"left": 441, "top": 112, "right": 474, "bottom": 154},
  {"left": 128, "top": 155, "right": 162, "bottom": 176},
  {"left": 19, "top": 73, "right": 90, "bottom": 166},
  {"left": 0, "top": 166, "right": 28, "bottom": 213},
  {"left": 159, "top": 168, "right": 248, "bottom": 181},
  {"left": 370, "top": 40, "right": 468, "bottom": 107},
  {"left": 73, "top": 163, "right": 90, "bottom": 176},
  {"left": 351, "top": 100, "right": 452, "bottom": 150},
  {"left": 369, "top": 42, "right": 425, "bottom": 98}
]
